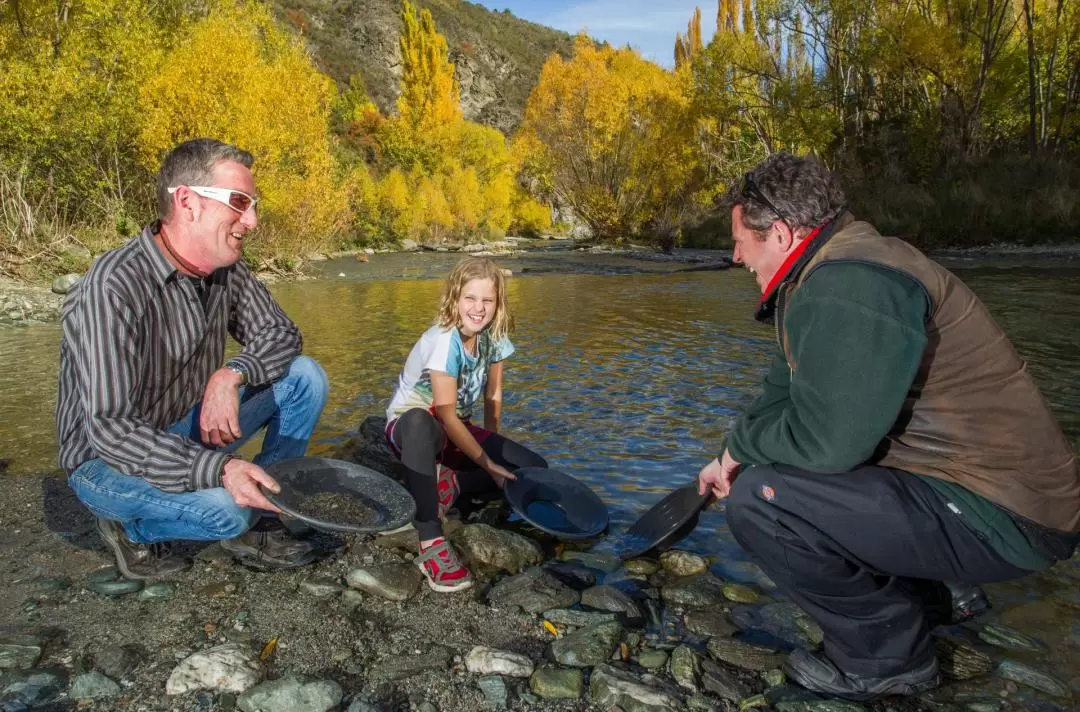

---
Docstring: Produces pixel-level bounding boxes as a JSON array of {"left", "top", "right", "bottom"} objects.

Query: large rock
[
  {"left": 488, "top": 567, "right": 579, "bottom": 614},
  {"left": 588, "top": 664, "right": 682, "bottom": 712},
  {"left": 464, "top": 646, "right": 534, "bottom": 678},
  {"left": 549, "top": 621, "right": 623, "bottom": 667},
  {"left": 50, "top": 273, "right": 81, "bottom": 295},
  {"left": 70, "top": 671, "right": 122, "bottom": 700},
  {"left": 335, "top": 416, "right": 402, "bottom": 479},
  {"left": 530, "top": 667, "right": 583, "bottom": 699},
  {"left": 0, "top": 635, "right": 43, "bottom": 670},
  {"left": 669, "top": 645, "right": 701, "bottom": 691},
  {"left": 699, "top": 659, "right": 751, "bottom": 703},
  {"left": 451, "top": 523, "right": 543, "bottom": 574},
  {"left": 580, "top": 585, "right": 643, "bottom": 620},
  {"left": 237, "top": 676, "right": 344, "bottom": 712},
  {"left": 660, "top": 550, "right": 708, "bottom": 577},
  {"left": 0, "top": 667, "right": 68, "bottom": 709},
  {"left": 166, "top": 643, "right": 263, "bottom": 695},
  {"left": 346, "top": 562, "right": 422, "bottom": 601},
  {"left": 369, "top": 646, "right": 453, "bottom": 681},
  {"left": 661, "top": 572, "right": 727, "bottom": 609},
  {"left": 706, "top": 637, "right": 785, "bottom": 672},
  {"left": 93, "top": 643, "right": 146, "bottom": 679}
]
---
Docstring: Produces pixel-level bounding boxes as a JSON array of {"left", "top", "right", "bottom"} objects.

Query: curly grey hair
[
  {"left": 156, "top": 139, "right": 254, "bottom": 220},
  {"left": 734, "top": 152, "right": 846, "bottom": 234}
]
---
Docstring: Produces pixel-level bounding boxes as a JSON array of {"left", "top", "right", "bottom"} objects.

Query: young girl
[{"left": 385, "top": 257, "right": 547, "bottom": 592}]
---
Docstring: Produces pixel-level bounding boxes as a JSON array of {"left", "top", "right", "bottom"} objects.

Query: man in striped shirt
[{"left": 57, "top": 138, "right": 329, "bottom": 579}]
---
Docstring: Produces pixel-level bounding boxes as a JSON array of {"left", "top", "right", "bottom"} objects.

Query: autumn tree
[{"left": 398, "top": 0, "right": 462, "bottom": 134}]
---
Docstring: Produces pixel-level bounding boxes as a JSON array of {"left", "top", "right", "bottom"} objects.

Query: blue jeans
[{"left": 68, "top": 356, "right": 328, "bottom": 544}]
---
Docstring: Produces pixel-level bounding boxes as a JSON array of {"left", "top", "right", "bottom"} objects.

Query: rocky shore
[{"left": 2, "top": 418, "right": 1077, "bottom": 712}]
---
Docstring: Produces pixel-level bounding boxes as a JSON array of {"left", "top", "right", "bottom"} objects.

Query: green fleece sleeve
[{"left": 726, "top": 262, "right": 929, "bottom": 473}]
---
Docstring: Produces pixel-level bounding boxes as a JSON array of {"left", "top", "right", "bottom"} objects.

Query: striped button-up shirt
[{"left": 56, "top": 223, "right": 303, "bottom": 492}]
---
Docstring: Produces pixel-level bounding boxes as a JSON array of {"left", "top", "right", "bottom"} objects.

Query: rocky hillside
[{"left": 268, "top": 0, "right": 576, "bottom": 134}]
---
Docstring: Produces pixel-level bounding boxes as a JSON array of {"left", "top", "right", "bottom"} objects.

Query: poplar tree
[{"left": 397, "top": 0, "right": 461, "bottom": 134}]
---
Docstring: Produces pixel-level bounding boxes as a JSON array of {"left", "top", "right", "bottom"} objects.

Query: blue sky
[{"left": 473, "top": 0, "right": 709, "bottom": 68}]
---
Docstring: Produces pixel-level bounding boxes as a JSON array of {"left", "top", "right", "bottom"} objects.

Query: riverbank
[{"left": 2, "top": 421, "right": 1078, "bottom": 712}]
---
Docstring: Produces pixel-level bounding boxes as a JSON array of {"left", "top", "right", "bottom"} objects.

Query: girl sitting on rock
[{"left": 385, "top": 257, "right": 547, "bottom": 592}]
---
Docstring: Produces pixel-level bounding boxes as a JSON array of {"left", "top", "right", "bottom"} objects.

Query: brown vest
[{"left": 778, "top": 220, "right": 1080, "bottom": 533}]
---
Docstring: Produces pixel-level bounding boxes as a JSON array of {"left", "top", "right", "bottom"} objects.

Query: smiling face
[
  {"left": 457, "top": 277, "right": 497, "bottom": 338},
  {"left": 189, "top": 160, "right": 258, "bottom": 271},
  {"left": 731, "top": 204, "right": 791, "bottom": 293}
]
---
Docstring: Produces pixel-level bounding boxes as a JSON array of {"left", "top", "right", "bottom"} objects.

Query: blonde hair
[{"left": 436, "top": 257, "right": 514, "bottom": 342}]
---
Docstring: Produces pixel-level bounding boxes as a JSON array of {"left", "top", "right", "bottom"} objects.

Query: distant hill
[{"left": 268, "top": 0, "right": 577, "bottom": 134}]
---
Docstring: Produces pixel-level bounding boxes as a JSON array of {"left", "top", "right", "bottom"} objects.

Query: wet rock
[
  {"left": 465, "top": 646, "right": 534, "bottom": 678},
  {"left": 336, "top": 416, "right": 402, "bottom": 481},
  {"left": 299, "top": 577, "right": 346, "bottom": 598},
  {"left": 94, "top": 643, "right": 146, "bottom": 679},
  {"left": 722, "top": 583, "right": 761, "bottom": 604},
  {"left": 51, "top": 273, "right": 81, "bottom": 294},
  {"left": 774, "top": 701, "right": 869, "bottom": 712},
  {"left": 549, "top": 620, "right": 623, "bottom": 667},
  {"left": 70, "top": 670, "right": 122, "bottom": 700},
  {"left": 935, "top": 638, "right": 995, "bottom": 680},
  {"left": 670, "top": 645, "right": 700, "bottom": 690},
  {"left": 995, "top": 660, "right": 1070, "bottom": 698},
  {"left": 581, "top": 585, "right": 643, "bottom": 620},
  {"left": 25, "top": 577, "right": 71, "bottom": 594},
  {"left": 625, "top": 559, "right": 660, "bottom": 576},
  {"left": 529, "top": 666, "right": 583, "bottom": 699},
  {"left": 237, "top": 676, "right": 343, "bottom": 712},
  {"left": 588, "top": 664, "right": 682, "bottom": 712},
  {"left": 558, "top": 550, "right": 621, "bottom": 573},
  {"left": 450, "top": 524, "right": 542, "bottom": 574},
  {"left": 477, "top": 675, "right": 508, "bottom": 708},
  {"left": 166, "top": 643, "right": 263, "bottom": 695},
  {"left": 345, "top": 697, "right": 382, "bottom": 712},
  {"left": 87, "top": 567, "right": 120, "bottom": 583},
  {"left": 89, "top": 577, "right": 144, "bottom": 596},
  {"left": 731, "top": 602, "right": 822, "bottom": 649},
  {"left": 700, "top": 658, "right": 751, "bottom": 702},
  {"left": 138, "top": 582, "right": 178, "bottom": 600},
  {"left": 636, "top": 649, "right": 669, "bottom": 670},
  {"left": 660, "top": 550, "right": 708, "bottom": 577},
  {"left": 543, "top": 561, "right": 597, "bottom": 589},
  {"left": 661, "top": 572, "right": 727, "bottom": 609},
  {"left": 346, "top": 563, "right": 422, "bottom": 601},
  {"left": 370, "top": 646, "right": 452, "bottom": 681},
  {"left": 0, "top": 667, "right": 68, "bottom": 709},
  {"left": 707, "top": 638, "right": 784, "bottom": 672},
  {"left": 977, "top": 623, "right": 1048, "bottom": 652},
  {"left": 542, "top": 609, "right": 616, "bottom": 628},
  {"left": 488, "top": 567, "right": 579, "bottom": 614},
  {"left": 684, "top": 608, "right": 737, "bottom": 638},
  {"left": 0, "top": 635, "right": 43, "bottom": 670}
]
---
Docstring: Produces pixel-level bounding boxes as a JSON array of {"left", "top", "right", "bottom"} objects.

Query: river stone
[
  {"left": 670, "top": 645, "right": 701, "bottom": 690},
  {"left": 588, "top": 664, "right": 682, "bottom": 712},
  {"left": 731, "top": 602, "right": 822, "bottom": 649},
  {"left": 625, "top": 559, "right": 660, "bottom": 576},
  {"left": 722, "top": 583, "right": 761, "bottom": 604},
  {"left": 89, "top": 578, "right": 144, "bottom": 596},
  {"left": 977, "top": 623, "right": 1047, "bottom": 652},
  {"left": 0, "top": 667, "right": 68, "bottom": 709},
  {"left": 138, "top": 582, "right": 178, "bottom": 600},
  {"left": 707, "top": 638, "right": 784, "bottom": 672},
  {"left": 477, "top": 675, "right": 508, "bottom": 708},
  {"left": 488, "top": 567, "right": 580, "bottom": 613},
  {"left": 370, "top": 646, "right": 452, "bottom": 681},
  {"left": 543, "top": 561, "right": 598, "bottom": 589},
  {"left": 636, "top": 649, "right": 669, "bottom": 670},
  {"left": 549, "top": 620, "right": 623, "bottom": 667},
  {"left": 166, "top": 643, "right": 263, "bottom": 695},
  {"left": 51, "top": 273, "right": 81, "bottom": 294},
  {"left": 94, "top": 643, "right": 146, "bottom": 679},
  {"left": 934, "top": 638, "right": 994, "bottom": 680},
  {"left": 542, "top": 608, "right": 617, "bottom": 628},
  {"left": 0, "top": 635, "right": 43, "bottom": 669},
  {"left": 237, "top": 676, "right": 343, "bottom": 712},
  {"left": 465, "top": 646, "right": 534, "bottom": 678},
  {"left": 684, "top": 608, "right": 738, "bottom": 638},
  {"left": 26, "top": 577, "right": 71, "bottom": 594},
  {"left": 661, "top": 572, "right": 727, "bottom": 608},
  {"left": 451, "top": 524, "right": 542, "bottom": 574},
  {"left": 345, "top": 698, "right": 382, "bottom": 712},
  {"left": 660, "top": 550, "right": 708, "bottom": 577},
  {"left": 699, "top": 658, "right": 751, "bottom": 702},
  {"left": 346, "top": 563, "right": 422, "bottom": 601},
  {"left": 558, "top": 550, "right": 621, "bottom": 573},
  {"left": 995, "top": 660, "right": 1070, "bottom": 697},
  {"left": 774, "top": 701, "right": 869, "bottom": 712},
  {"left": 87, "top": 567, "right": 121, "bottom": 583},
  {"left": 299, "top": 577, "right": 346, "bottom": 598},
  {"left": 70, "top": 670, "right": 122, "bottom": 700},
  {"left": 529, "top": 666, "right": 583, "bottom": 699},
  {"left": 581, "top": 584, "right": 643, "bottom": 619}
]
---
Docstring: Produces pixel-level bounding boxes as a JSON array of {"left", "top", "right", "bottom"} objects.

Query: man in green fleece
[{"left": 697, "top": 152, "right": 1079, "bottom": 701}]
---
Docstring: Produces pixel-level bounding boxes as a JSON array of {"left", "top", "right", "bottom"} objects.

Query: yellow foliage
[{"left": 398, "top": 0, "right": 462, "bottom": 134}]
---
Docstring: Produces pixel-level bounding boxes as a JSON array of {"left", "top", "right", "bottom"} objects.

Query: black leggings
[{"left": 390, "top": 408, "right": 547, "bottom": 540}]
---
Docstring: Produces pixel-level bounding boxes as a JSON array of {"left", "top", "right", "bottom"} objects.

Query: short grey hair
[
  {"left": 734, "top": 152, "right": 845, "bottom": 233},
  {"left": 156, "top": 139, "right": 254, "bottom": 220}
]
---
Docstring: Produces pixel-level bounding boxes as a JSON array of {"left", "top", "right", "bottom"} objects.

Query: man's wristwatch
[{"left": 225, "top": 361, "right": 249, "bottom": 387}]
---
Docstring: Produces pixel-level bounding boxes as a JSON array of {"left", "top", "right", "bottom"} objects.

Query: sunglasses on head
[
  {"left": 168, "top": 185, "right": 258, "bottom": 214},
  {"left": 740, "top": 172, "right": 789, "bottom": 225}
]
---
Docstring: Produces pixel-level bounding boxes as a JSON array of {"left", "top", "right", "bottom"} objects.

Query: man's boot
[
  {"left": 220, "top": 529, "right": 317, "bottom": 569},
  {"left": 785, "top": 648, "right": 941, "bottom": 701},
  {"left": 945, "top": 581, "right": 991, "bottom": 623},
  {"left": 96, "top": 518, "right": 193, "bottom": 580}
]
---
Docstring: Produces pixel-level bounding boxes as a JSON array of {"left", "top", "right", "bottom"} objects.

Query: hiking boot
[
  {"left": 416, "top": 537, "right": 473, "bottom": 592},
  {"left": 945, "top": 582, "right": 991, "bottom": 624},
  {"left": 96, "top": 518, "right": 193, "bottom": 581},
  {"left": 220, "top": 529, "right": 316, "bottom": 570},
  {"left": 784, "top": 648, "right": 941, "bottom": 701}
]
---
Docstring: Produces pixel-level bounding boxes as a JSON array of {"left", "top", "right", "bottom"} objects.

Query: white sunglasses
[{"left": 168, "top": 185, "right": 258, "bottom": 214}]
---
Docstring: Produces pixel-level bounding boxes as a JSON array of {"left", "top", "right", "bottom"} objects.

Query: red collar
[{"left": 758, "top": 223, "right": 825, "bottom": 304}]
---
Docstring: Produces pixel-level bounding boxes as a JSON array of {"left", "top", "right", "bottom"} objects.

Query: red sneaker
[
  {"left": 416, "top": 537, "right": 473, "bottom": 592},
  {"left": 435, "top": 465, "right": 460, "bottom": 522}
]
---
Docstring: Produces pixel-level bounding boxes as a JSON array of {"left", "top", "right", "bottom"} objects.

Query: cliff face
[{"left": 269, "top": 0, "right": 576, "bottom": 134}]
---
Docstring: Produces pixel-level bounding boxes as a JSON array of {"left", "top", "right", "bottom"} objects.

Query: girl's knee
[{"left": 398, "top": 408, "right": 442, "bottom": 443}]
